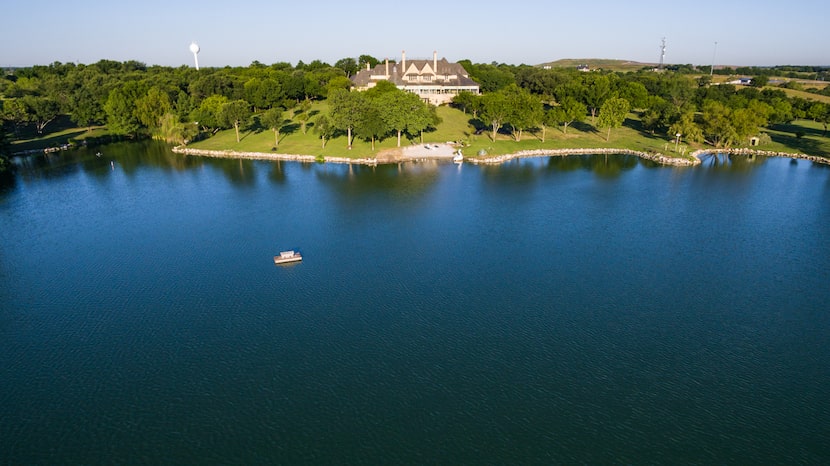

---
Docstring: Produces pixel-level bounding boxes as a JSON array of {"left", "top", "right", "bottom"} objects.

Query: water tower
[
  {"left": 658, "top": 37, "right": 666, "bottom": 70},
  {"left": 189, "top": 42, "right": 200, "bottom": 70}
]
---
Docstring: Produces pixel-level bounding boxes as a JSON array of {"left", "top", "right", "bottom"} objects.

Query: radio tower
[{"left": 658, "top": 37, "right": 666, "bottom": 70}]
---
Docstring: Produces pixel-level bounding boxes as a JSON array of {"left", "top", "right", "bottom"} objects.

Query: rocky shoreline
[
  {"left": 689, "top": 148, "right": 830, "bottom": 165},
  {"left": 172, "top": 146, "right": 379, "bottom": 165},
  {"left": 468, "top": 148, "right": 700, "bottom": 166},
  {"left": 172, "top": 146, "right": 830, "bottom": 167}
]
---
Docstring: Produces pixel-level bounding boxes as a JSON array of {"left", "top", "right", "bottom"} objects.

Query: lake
[{"left": 1, "top": 141, "right": 829, "bottom": 464}]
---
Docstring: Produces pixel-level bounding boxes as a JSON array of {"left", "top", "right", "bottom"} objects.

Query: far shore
[{"left": 171, "top": 146, "right": 830, "bottom": 167}]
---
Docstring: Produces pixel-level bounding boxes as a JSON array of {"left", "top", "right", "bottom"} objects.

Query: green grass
[
  {"left": 192, "top": 106, "right": 830, "bottom": 160},
  {"left": 764, "top": 119, "right": 830, "bottom": 156},
  {"left": 540, "top": 59, "right": 652, "bottom": 72},
  {"left": 6, "top": 115, "right": 112, "bottom": 152},
  {"left": 191, "top": 104, "right": 699, "bottom": 161},
  {"left": 11, "top": 103, "right": 828, "bottom": 161},
  {"left": 773, "top": 87, "right": 830, "bottom": 104},
  {"left": 192, "top": 100, "right": 413, "bottom": 159}
]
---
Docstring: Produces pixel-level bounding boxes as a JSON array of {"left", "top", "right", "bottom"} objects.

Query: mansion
[{"left": 350, "top": 51, "right": 480, "bottom": 105}]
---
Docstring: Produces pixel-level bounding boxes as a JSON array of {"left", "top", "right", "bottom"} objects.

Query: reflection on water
[
  {"left": 315, "top": 161, "right": 440, "bottom": 198},
  {"left": 10, "top": 142, "right": 825, "bottom": 194},
  {"left": 1, "top": 141, "right": 829, "bottom": 464}
]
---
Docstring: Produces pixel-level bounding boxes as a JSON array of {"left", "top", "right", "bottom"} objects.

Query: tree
[
  {"left": 1, "top": 98, "right": 30, "bottom": 137},
  {"left": 480, "top": 92, "right": 510, "bottom": 141},
  {"left": 451, "top": 91, "right": 482, "bottom": 118},
  {"left": 244, "top": 78, "right": 283, "bottom": 111},
  {"left": 158, "top": 113, "right": 198, "bottom": 145},
  {"left": 750, "top": 75, "right": 769, "bottom": 88},
  {"left": 21, "top": 96, "right": 60, "bottom": 134},
  {"left": 539, "top": 108, "right": 559, "bottom": 142},
  {"left": 313, "top": 114, "right": 335, "bottom": 148},
  {"left": 334, "top": 57, "right": 359, "bottom": 77},
  {"left": 354, "top": 100, "right": 387, "bottom": 150},
  {"left": 191, "top": 94, "right": 229, "bottom": 133},
  {"left": 69, "top": 87, "right": 105, "bottom": 131},
  {"left": 104, "top": 86, "right": 142, "bottom": 136},
  {"left": 617, "top": 81, "right": 649, "bottom": 109},
  {"left": 557, "top": 96, "right": 585, "bottom": 134},
  {"left": 596, "top": 97, "right": 629, "bottom": 141},
  {"left": 701, "top": 100, "right": 738, "bottom": 147},
  {"left": 640, "top": 96, "right": 677, "bottom": 135},
  {"left": 468, "top": 63, "right": 515, "bottom": 93},
  {"left": 668, "top": 111, "right": 703, "bottom": 146},
  {"left": 134, "top": 86, "right": 172, "bottom": 131},
  {"left": 767, "top": 98, "right": 794, "bottom": 125},
  {"left": 363, "top": 80, "right": 397, "bottom": 99},
  {"left": 731, "top": 107, "right": 765, "bottom": 142},
  {"left": 410, "top": 104, "right": 441, "bottom": 144},
  {"left": 260, "top": 107, "right": 286, "bottom": 148},
  {"left": 660, "top": 74, "right": 695, "bottom": 109},
  {"left": 294, "top": 99, "right": 312, "bottom": 134},
  {"left": 815, "top": 103, "right": 830, "bottom": 136},
  {"left": 376, "top": 90, "right": 425, "bottom": 147},
  {"left": 328, "top": 89, "right": 367, "bottom": 149},
  {"left": 503, "top": 85, "right": 542, "bottom": 141},
  {"left": 581, "top": 73, "right": 611, "bottom": 123},
  {"left": 358, "top": 55, "right": 380, "bottom": 70},
  {"left": 325, "top": 76, "right": 353, "bottom": 96},
  {"left": 219, "top": 100, "right": 252, "bottom": 143}
]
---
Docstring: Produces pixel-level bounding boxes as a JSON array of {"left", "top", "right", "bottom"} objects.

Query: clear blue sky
[{"left": 2, "top": 0, "right": 827, "bottom": 68}]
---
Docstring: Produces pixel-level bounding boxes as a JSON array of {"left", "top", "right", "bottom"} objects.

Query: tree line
[
  {"left": 2, "top": 57, "right": 830, "bottom": 176},
  {"left": 455, "top": 64, "right": 829, "bottom": 147}
]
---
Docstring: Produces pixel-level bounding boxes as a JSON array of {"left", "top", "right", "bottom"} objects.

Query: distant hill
[{"left": 538, "top": 59, "right": 656, "bottom": 72}]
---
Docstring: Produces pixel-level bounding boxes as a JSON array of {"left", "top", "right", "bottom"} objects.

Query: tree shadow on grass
[
  {"left": 11, "top": 129, "right": 89, "bottom": 152},
  {"left": 570, "top": 121, "right": 596, "bottom": 134},
  {"left": 623, "top": 117, "right": 661, "bottom": 139},
  {"left": 469, "top": 118, "right": 487, "bottom": 135},
  {"left": 770, "top": 122, "right": 826, "bottom": 139},
  {"left": 280, "top": 123, "right": 301, "bottom": 136},
  {"left": 768, "top": 132, "right": 826, "bottom": 157}
]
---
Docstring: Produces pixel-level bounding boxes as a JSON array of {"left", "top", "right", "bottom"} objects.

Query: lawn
[
  {"left": 191, "top": 107, "right": 710, "bottom": 161},
  {"left": 7, "top": 114, "right": 111, "bottom": 152},
  {"left": 10, "top": 102, "right": 828, "bottom": 161},
  {"left": 764, "top": 119, "right": 830, "bottom": 157},
  {"left": 773, "top": 87, "right": 830, "bottom": 104}
]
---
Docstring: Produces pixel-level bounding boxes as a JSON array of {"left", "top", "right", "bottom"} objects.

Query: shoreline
[{"left": 172, "top": 146, "right": 830, "bottom": 167}]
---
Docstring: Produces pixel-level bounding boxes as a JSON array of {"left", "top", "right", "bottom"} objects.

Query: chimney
[
  {"left": 385, "top": 58, "right": 389, "bottom": 78},
  {"left": 366, "top": 62, "right": 370, "bottom": 71},
  {"left": 433, "top": 51, "right": 437, "bottom": 73},
  {"left": 402, "top": 50, "right": 406, "bottom": 72}
]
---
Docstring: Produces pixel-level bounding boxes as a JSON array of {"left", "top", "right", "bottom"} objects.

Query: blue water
[{"left": 1, "top": 143, "right": 829, "bottom": 463}]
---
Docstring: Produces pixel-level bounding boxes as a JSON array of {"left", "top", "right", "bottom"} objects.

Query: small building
[
  {"left": 577, "top": 64, "right": 590, "bottom": 72},
  {"left": 351, "top": 50, "right": 480, "bottom": 105}
]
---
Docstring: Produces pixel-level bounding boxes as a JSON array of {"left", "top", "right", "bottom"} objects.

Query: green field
[
  {"left": 538, "top": 59, "right": 653, "bottom": 72},
  {"left": 7, "top": 115, "right": 111, "bottom": 152},
  {"left": 8, "top": 104, "right": 829, "bottom": 161},
  {"left": 187, "top": 105, "right": 828, "bottom": 161}
]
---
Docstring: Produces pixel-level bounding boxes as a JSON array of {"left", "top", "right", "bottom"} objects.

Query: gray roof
[{"left": 351, "top": 58, "right": 479, "bottom": 88}]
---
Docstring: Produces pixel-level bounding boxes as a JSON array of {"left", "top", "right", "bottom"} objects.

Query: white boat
[{"left": 274, "top": 250, "right": 302, "bottom": 264}]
